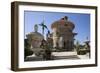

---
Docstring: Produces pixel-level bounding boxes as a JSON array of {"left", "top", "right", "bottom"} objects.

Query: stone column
[
  {"left": 59, "top": 36, "right": 63, "bottom": 48},
  {"left": 52, "top": 28, "right": 58, "bottom": 48}
]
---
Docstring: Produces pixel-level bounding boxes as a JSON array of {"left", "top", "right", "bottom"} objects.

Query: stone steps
[{"left": 52, "top": 51, "right": 77, "bottom": 56}]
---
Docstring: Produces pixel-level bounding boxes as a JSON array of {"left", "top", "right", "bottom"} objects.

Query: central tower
[{"left": 51, "top": 16, "right": 77, "bottom": 51}]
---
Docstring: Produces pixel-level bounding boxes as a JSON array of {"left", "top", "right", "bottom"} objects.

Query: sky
[{"left": 24, "top": 11, "right": 90, "bottom": 44}]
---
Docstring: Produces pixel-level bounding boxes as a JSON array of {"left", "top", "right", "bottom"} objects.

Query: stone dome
[
  {"left": 51, "top": 16, "right": 75, "bottom": 30},
  {"left": 26, "top": 32, "right": 44, "bottom": 41}
]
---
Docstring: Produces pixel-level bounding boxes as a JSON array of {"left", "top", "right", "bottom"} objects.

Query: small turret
[{"left": 34, "top": 24, "right": 38, "bottom": 32}]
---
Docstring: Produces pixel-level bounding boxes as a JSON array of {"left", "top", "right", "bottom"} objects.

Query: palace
[
  {"left": 51, "top": 16, "right": 77, "bottom": 51},
  {"left": 26, "top": 16, "right": 77, "bottom": 51}
]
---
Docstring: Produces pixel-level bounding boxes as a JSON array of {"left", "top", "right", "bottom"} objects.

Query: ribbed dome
[
  {"left": 51, "top": 16, "right": 75, "bottom": 30},
  {"left": 26, "top": 32, "right": 44, "bottom": 40}
]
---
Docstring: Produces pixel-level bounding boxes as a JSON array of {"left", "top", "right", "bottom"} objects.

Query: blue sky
[{"left": 24, "top": 11, "right": 90, "bottom": 44}]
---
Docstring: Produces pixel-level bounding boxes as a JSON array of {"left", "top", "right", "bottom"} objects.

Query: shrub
[
  {"left": 77, "top": 49, "right": 87, "bottom": 55},
  {"left": 24, "top": 48, "right": 33, "bottom": 58}
]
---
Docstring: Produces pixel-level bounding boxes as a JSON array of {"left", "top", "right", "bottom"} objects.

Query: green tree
[
  {"left": 39, "top": 20, "right": 48, "bottom": 36},
  {"left": 24, "top": 39, "right": 33, "bottom": 59}
]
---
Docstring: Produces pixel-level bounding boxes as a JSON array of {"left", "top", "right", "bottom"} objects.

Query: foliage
[
  {"left": 40, "top": 39, "right": 52, "bottom": 60},
  {"left": 75, "top": 40, "right": 90, "bottom": 55},
  {"left": 24, "top": 39, "right": 33, "bottom": 58},
  {"left": 77, "top": 50, "right": 87, "bottom": 55},
  {"left": 39, "top": 21, "right": 48, "bottom": 35}
]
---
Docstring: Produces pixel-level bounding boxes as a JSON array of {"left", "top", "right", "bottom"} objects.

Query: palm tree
[{"left": 39, "top": 20, "right": 48, "bottom": 36}]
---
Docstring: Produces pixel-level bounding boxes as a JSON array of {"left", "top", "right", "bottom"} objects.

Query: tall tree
[{"left": 39, "top": 20, "right": 48, "bottom": 36}]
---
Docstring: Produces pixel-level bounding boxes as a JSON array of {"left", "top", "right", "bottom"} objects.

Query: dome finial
[
  {"left": 64, "top": 16, "right": 68, "bottom": 20},
  {"left": 61, "top": 16, "right": 68, "bottom": 21}
]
